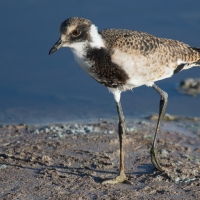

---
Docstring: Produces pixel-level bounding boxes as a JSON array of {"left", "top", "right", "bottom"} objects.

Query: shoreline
[{"left": 0, "top": 116, "right": 200, "bottom": 199}]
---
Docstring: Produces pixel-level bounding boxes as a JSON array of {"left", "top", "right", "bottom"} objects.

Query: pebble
[
  {"left": 44, "top": 128, "right": 50, "bottom": 133},
  {"left": 31, "top": 123, "right": 137, "bottom": 137},
  {"left": 160, "top": 149, "right": 169, "bottom": 157},
  {"left": 32, "top": 124, "right": 101, "bottom": 137},
  {"left": 0, "top": 164, "right": 7, "bottom": 169},
  {"left": 179, "top": 78, "right": 200, "bottom": 96},
  {"left": 127, "top": 127, "right": 136, "bottom": 132}
]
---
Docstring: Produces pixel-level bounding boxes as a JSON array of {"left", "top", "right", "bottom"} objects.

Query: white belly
[{"left": 112, "top": 49, "right": 175, "bottom": 89}]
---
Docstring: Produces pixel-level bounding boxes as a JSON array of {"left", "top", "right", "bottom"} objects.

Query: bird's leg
[
  {"left": 102, "top": 101, "right": 127, "bottom": 184},
  {"left": 150, "top": 83, "right": 168, "bottom": 171}
]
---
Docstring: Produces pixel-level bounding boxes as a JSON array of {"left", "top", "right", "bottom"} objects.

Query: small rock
[
  {"left": 0, "top": 164, "right": 7, "bottom": 169},
  {"left": 44, "top": 128, "right": 50, "bottom": 133},
  {"left": 34, "top": 130, "right": 39, "bottom": 134},
  {"left": 160, "top": 149, "right": 169, "bottom": 157},
  {"left": 41, "top": 155, "right": 52, "bottom": 165},
  {"left": 108, "top": 130, "right": 114, "bottom": 134},
  {"left": 179, "top": 78, "right": 200, "bottom": 96},
  {"left": 127, "top": 127, "right": 136, "bottom": 132},
  {"left": 175, "top": 177, "right": 180, "bottom": 183}
]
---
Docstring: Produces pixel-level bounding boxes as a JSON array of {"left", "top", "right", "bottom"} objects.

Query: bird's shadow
[
  {"left": 136, "top": 164, "right": 155, "bottom": 174},
  {"left": 0, "top": 161, "right": 159, "bottom": 184}
]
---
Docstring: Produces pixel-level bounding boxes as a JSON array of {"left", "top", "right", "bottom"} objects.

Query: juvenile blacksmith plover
[{"left": 49, "top": 17, "right": 200, "bottom": 184}]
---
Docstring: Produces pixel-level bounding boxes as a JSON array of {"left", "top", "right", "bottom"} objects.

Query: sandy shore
[{"left": 0, "top": 116, "right": 200, "bottom": 199}]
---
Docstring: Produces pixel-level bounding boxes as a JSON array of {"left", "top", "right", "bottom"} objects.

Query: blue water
[{"left": 1, "top": 0, "right": 200, "bottom": 124}]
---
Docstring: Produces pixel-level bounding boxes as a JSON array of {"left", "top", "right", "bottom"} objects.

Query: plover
[{"left": 49, "top": 17, "right": 200, "bottom": 184}]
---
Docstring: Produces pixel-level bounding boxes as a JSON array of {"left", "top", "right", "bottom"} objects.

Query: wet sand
[{"left": 0, "top": 116, "right": 200, "bottom": 199}]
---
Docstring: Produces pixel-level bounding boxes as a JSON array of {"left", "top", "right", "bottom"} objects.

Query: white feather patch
[
  {"left": 69, "top": 42, "right": 87, "bottom": 57},
  {"left": 177, "top": 58, "right": 186, "bottom": 65},
  {"left": 69, "top": 41, "right": 100, "bottom": 81},
  {"left": 177, "top": 58, "right": 197, "bottom": 70},
  {"left": 108, "top": 87, "right": 121, "bottom": 103},
  {"left": 112, "top": 49, "right": 176, "bottom": 89},
  {"left": 89, "top": 24, "right": 105, "bottom": 48},
  {"left": 69, "top": 42, "right": 92, "bottom": 72}
]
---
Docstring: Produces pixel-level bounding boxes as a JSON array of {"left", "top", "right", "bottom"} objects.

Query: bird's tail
[
  {"left": 191, "top": 47, "right": 200, "bottom": 53},
  {"left": 191, "top": 47, "right": 200, "bottom": 64}
]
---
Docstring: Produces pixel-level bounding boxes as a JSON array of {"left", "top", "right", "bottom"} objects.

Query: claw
[{"left": 150, "top": 147, "right": 164, "bottom": 172}]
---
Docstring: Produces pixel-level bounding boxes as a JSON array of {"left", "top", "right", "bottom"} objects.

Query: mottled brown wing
[
  {"left": 100, "top": 29, "right": 200, "bottom": 65},
  {"left": 100, "top": 29, "right": 160, "bottom": 55}
]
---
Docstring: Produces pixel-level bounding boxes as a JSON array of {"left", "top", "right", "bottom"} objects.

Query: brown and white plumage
[
  {"left": 49, "top": 17, "right": 200, "bottom": 184},
  {"left": 100, "top": 29, "right": 200, "bottom": 91},
  {"left": 49, "top": 17, "right": 200, "bottom": 94}
]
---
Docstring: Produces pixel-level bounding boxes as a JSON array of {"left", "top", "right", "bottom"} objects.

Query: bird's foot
[
  {"left": 102, "top": 172, "right": 131, "bottom": 185},
  {"left": 150, "top": 147, "right": 164, "bottom": 172}
]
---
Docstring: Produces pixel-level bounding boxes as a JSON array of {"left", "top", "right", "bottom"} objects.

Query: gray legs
[
  {"left": 102, "top": 101, "right": 127, "bottom": 184},
  {"left": 103, "top": 83, "right": 168, "bottom": 184},
  {"left": 116, "top": 101, "right": 126, "bottom": 178},
  {"left": 151, "top": 83, "right": 168, "bottom": 171}
]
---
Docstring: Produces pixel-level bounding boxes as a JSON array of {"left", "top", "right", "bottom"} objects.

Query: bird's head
[{"left": 49, "top": 17, "right": 104, "bottom": 55}]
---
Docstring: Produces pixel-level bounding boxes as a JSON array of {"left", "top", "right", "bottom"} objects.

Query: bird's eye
[{"left": 72, "top": 29, "right": 81, "bottom": 37}]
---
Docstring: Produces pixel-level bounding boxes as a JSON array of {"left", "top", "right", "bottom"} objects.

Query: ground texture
[{"left": 0, "top": 117, "right": 200, "bottom": 199}]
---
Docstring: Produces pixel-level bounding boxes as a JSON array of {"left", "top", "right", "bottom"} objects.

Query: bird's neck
[
  {"left": 69, "top": 24, "right": 105, "bottom": 57},
  {"left": 89, "top": 24, "right": 105, "bottom": 48},
  {"left": 70, "top": 41, "right": 88, "bottom": 60}
]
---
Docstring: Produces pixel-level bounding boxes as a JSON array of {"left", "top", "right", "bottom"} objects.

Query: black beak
[{"left": 49, "top": 38, "right": 62, "bottom": 55}]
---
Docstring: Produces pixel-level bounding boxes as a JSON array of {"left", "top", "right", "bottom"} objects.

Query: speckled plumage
[
  {"left": 49, "top": 17, "right": 200, "bottom": 184},
  {"left": 100, "top": 29, "right": 200, "bottom": 63},
  {"left": 50, "top": 17, "right": 200, "bottom": 92},
  {"left": 99, "top": 29, "right": 200, "bottom": 89},
  {"left": 59, "top": 18, "right": 92, "bottom": 47},
  {"left": 49, "top": 17, "right": 200, "bottom": 96},
  {"left": 86, "top": 47, "right": 129, "bottom": 87}
]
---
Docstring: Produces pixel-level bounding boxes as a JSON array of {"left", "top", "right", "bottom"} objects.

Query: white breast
[
  {"left": 70, "top": 42, "right": 92, "bottom": 73},
  {"left": 70, "top": 42, "right": 100, "bottom": 81},
  {"left": 112, "top": 49, "right": 175, "bottom": 88},
  {"left": 69, "top": 24, "right": 105, "bottom": 79}
]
